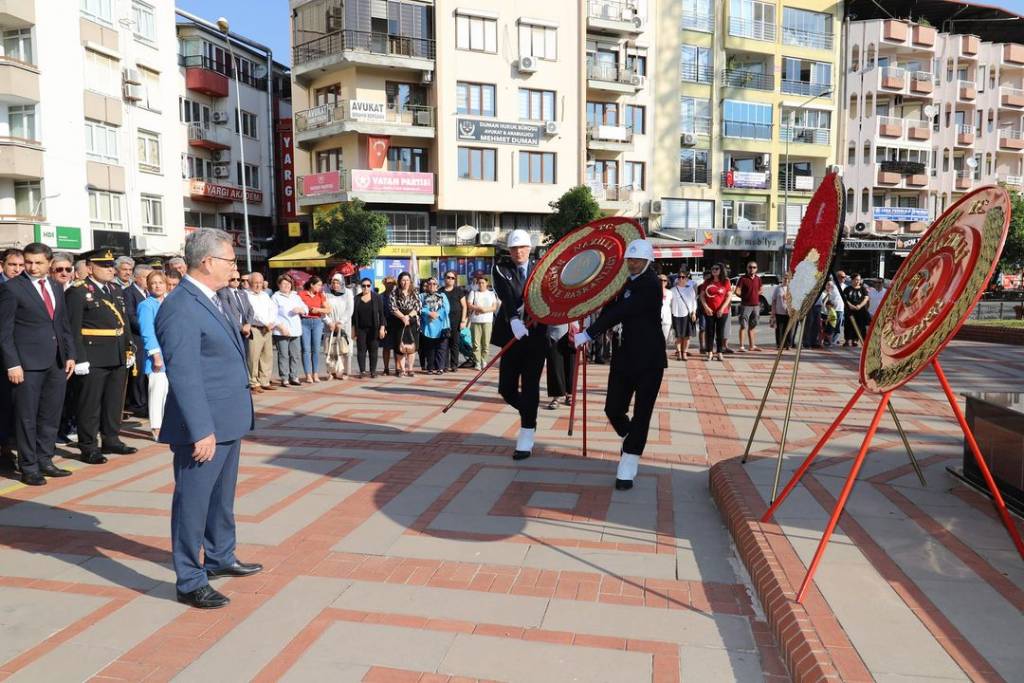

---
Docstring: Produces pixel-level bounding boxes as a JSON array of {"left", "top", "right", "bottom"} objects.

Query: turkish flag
[{"left": 367, "top": 135, "right": 390, "bottom": 169}]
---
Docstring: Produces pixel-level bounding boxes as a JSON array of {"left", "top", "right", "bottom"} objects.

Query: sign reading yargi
[
  {"left": 348, "top": 100, "right": 388, "bottom": 123},
  {"left": 188, "top": 180, "right": 263, "bottom": 204},
  {"left": 457, "top": 119, "right": 542, "bottom": 146}
]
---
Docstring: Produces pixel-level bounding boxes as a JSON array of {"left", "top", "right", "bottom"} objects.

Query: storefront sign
[
  {"left": 288, "top": 222, "right": 302, "bottom": 237},
  {"left": 456, "top": 118, "right": 542, "bottom": 146},
  {"left": 703, "top": 229, "right": 785, "bottom": 251},
  {"left": 92, "top": 229, "right": 130, "bottom": 253},
  {"left": 277, "top": 118, "right": 296, "bottom": 218},
  {"left": 349, "top": 100, "right": 387, "bottom": 122},
  {"left": 188, "top": 180, "right": 263, "bottom": 204},
  {"left": 842, "top": 239, "right": 895, "bottom": 250},
  {"left": 34, "top": 224, "right": 82, "bottom": 250},
  {"left": 894, "top": 234, "right": 921, "bottom": 250},
  {"left": 350, "top": 169, "right": 433, "bottom": 194},
  {"left": 726, "top": 170, "right": 770, "bottom": 190},
  {"left": 873, "top": 206, "right": 930, "bottom": 222},
  {"left": 303, "top": 104, "right": 332, "bottom": 128},
  {"left": 301, "top": 171, "right": 342, "bottom": 197}
]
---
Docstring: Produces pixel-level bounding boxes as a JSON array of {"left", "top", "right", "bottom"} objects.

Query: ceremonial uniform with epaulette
[{"left": 66, "top": 250, "right": 138, "bottom": 463}]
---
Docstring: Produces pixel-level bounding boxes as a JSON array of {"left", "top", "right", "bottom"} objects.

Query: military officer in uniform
[
  {"left": 575, "top": 239, "right": 666, "bottom": 490},
  {"left": 66, "top": 250, "right": 138, "bottom": 464},
  {"left": 491, "top": 229, "right": 548, "bottom": 460}
]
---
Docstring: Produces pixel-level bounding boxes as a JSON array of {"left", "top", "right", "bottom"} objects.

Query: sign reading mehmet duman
[{"left": 456, "top": 119, "right": 542, "bottom": 146}]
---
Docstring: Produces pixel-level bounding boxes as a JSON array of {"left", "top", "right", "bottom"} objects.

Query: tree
[
  {"left": 998, "top": 190, "right": 1024, "bottom": 289},
  {"left": 544, "top": 185, "right": 601, "bottom": 245},
  {"left": 313, "top": 199, "right": 388, "bottom": 267}
]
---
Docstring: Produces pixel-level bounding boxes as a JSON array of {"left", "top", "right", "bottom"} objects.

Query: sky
[{"left": 175, "top": 0, "right": 293, "bottom": 66}]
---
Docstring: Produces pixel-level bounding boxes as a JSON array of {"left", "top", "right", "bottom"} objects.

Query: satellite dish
[
  {"left": 923, "top": 104, "right": 938, "bottom": 118},
  {"left": 456, "top": 224, "right": 478, "bottom": 242},
  {"left": 254, "top": 64, "right": 268, "bottom": 79},
  {"left": 736, "top": 217, "right": 753, "bottom": 231},
  {"left": 965, "top": 157, "right": 978, "bottom": 168}
]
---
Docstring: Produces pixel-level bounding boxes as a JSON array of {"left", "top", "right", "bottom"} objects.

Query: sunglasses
[
  {"left": 445, "top": 276, "right": 455, "bottom": 280},
  {"left": 52, "top": 267, "right": 73, "bottom": 273}
]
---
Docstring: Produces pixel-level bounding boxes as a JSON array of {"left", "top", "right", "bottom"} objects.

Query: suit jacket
[
  {"left": 217, "top": 286, "right": 256, "bottom": 332},
  {"left": 587, "top": 267, "right": 667, "bottom": 374},
  {"left": 0, "top": 273, "right": 75, "bottom": 371},
  {"left": 490, "top": 259, "right": 547, "bottom": 347},
  {"left": 118, "top": 282, "right": 145, "bottom": 336},
  {"left": 65, "top": 278, "right": 131, "bottom": 367},
  {"left": 156, "top": 278, "right": 254, "bottom": 446}
]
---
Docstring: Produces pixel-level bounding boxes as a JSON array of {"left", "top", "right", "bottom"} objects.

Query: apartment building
[
  {"left": 842, "top": 12, "right": 1024, "bottom": 276},
  {"left": 288, "top": 0, "right": 656, "bottom": 282},
  {"left": 1, "top": 0, "right": 186, "bottom": 255},
  {"left": 651, "top": 0, "right": 841, "bottom": 273}
]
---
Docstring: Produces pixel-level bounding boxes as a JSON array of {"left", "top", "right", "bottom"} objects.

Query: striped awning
[{"left": 653, "top": 246, "right": 704, "bottom": 259}]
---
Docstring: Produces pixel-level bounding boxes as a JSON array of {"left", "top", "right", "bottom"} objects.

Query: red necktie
[{"left": 39, "top": 280, "right": 54, "bottom": 319}]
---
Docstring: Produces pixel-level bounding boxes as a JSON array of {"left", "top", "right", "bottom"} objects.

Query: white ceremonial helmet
[
  {"left": 507, "top": 229, "right": 532, "bottom": 248},
  {"left": 625, "top": 239, "right": 654, "bottom": 262}
]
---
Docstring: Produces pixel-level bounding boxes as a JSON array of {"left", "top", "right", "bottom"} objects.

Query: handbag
[
  {"left": 399, "top": 324, "right": 417, "bottom": 355},
  {"left": 323, "top": 328, "right": 347, "bottom": 375}
]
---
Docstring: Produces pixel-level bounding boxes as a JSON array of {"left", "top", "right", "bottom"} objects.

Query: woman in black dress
[
  {"left": 842, "top": 273, "right": 871, "bottom": 347},
  {"left": 388, "top": 271, "right": 420, "bottom": 378},
  {"left": 353, "top": 277, "right": 385, "bottom": 377}
]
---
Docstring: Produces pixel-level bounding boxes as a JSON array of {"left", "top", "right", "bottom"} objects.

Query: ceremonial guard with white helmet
[
  {"left": 491, "top": 229, "right": 548, "bottom": 460},
  {"left": 575, "top": 239, "right": 666, "bottom": 489}
]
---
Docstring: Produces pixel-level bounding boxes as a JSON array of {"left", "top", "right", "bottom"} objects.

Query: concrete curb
[{"left": 955, "top": 323, "right": 1024, "bottom": 345}]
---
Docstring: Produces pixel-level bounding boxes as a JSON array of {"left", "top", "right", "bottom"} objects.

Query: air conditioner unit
[
  {"left": 478, "top": 230, "right": 497, "bottom": 245},
  {"left": 212, "top": 111, "right": 229, "bottom": 124},
  {"left": 124, "top": 83, "right": 144, "bottom": 101},
  {"left": 620, "top": 7, "right": 636, "bottom": 21},
  {"left": 213, "top": 166, "right": 230, "bottom": 178},
  {"left": 854, "top": 222, "right": 868, "bottom": 233},
  {"left": 326, "top": 8, "right": 343, "bottom": 32},
  {"left": 648, "top": 199, "right": 663, "bottom": 216},
  {"left": 681, "top": 132, "right": 697, "bottom": 146},
  {"left": 420, "top": 70, "right": 433, "bottom": 85},
  {"left": 415, "top": 110, "right": 433, "bottom": 126},
  {"left": 631, "top": 74, "right": 646, "bottom": 88},
  {"left": 632, "top": 15, "right": 645, "bottom": 30},
  {"left": 517, "top": 56, "right": 537, "bottom": 73},
  {"left": 212, "top": 149, "right": 231, "bottom": 162},
  {"left": 131, "top": 235, "right": 148, "bottom": 251},
  {"left": 828, "top": 164, "right": 843, "bottom": 175},
  {"left": 544, "top": 120, "right": 560, "bottom": 136},
  {"left": 123, "top": 68, "right": 142, "bottom": 85}
]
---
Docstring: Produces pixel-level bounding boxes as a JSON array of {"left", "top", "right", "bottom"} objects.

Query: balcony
[
  {"left": 186, "top": 124, "right": 230, "bottom": 151},
  {"left": 0, "top": 137, "right": 43, "bottom": 179},
  {"left": 907, "top": 120, "right": 931, "bottom": 140},
  {"left": 778, "top": 172, "right": 820, "bottom": 192},
  {"left": 999, "top": 128, "right": 1024, "bottom": 150},
  {"left": 956, "top": 124, "right": 976, "bottom": 146},
  {"left": 586, "top": 0, "right": 644, "bottom": 35},
  {"left": 877, "top": 168, "right": 901, "bottom": 185},
  {"left": 955, "top": 170, "right": 974, "bottom": 190},
  {"left": 880, "top": 66, "right": 906, "bottom": 91},
  {"left": 680, "top": 116, "right": 713, "bottom": 142},
  {"left": 586, "top": 124, "right": 634, "bottom": 151},
  {"left": 1005, "top": 44, "right": 1024, "bottom": 66},
  {"left": 0, "top": 0, "right": 35, "bottom": 26},
  {"left": 721, "top": 169, "right": 771, "bottom": 190},
  {"left": 958, "top": 79, "right": 976, "bottom": 101},
  {"left": 781, "top": 79, "right": 830, "bottom": 97},
  {"left": 293, "top": 30, "right": 435, "bottom": 82},
  {"left": 723, "top": 120, "right": 772, "bottom": 140},
  {"left": 909, "top": 71, "right": 933, "bottom": 95},
  {"left": 912, "top": 24, "right": 936, "bottom": 47},
  {"left": 682, "top": 13, "right": 714, "bottom": 33},
  {"left": 182, "top": 55, "right": 229, "bottom": 98},
  {"left": 680, "top": 63, "right": 714, "bottom": 84},
  {"left": 1000, "top": 174, "right": 1024, "bottom": 188},
  {"left": 906, "top": 173, "right": 929, "bottom": 186},
  {"left": 297, "top": 169, "right": 435, "bottom": 207},
  {"left": 1001, "top": 86, "right": 1024, "bottom": 109},
  {"left": 780, "top": 126, "right": 830, "bottom": 145},
  {"left": 294, "top": 102, "right": 435, "bottom": 148},
  {"left": 590, "top": 183, "right": 636, "bottom": 210},
  {"left": 721, "top": 69, "right": 774, "bottom": 91},
  {"left": 586, "top": 61, "right": 642, "bottom": 93},
  {"left": 877, "top": 116, "right": 904, "bottom": 138},
  {"left": 0, "top": 56, "right": 39, "bottom": 104},
  {"left": 728, "top": 17, "right": 776, "bottom": 43},
  {"left": 781, "top": 27, "right": 833, "bottom": 51},
  {"left": 961, "top": 35, "right": 979, "bottom": 58}
]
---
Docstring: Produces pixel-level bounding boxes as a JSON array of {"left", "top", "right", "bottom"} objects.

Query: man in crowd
[
  {"left": 51, "top": 254, "right": 78, "bottom": 445},
  {"left": 218, "top": 268, "right": 255, "bottom": 346},
  {"left": 113, "top": 256, "right": 135, "bottom": 291},
  {"left": 868, "top": 278, "right": 887, "bottom": 318},
  {"left": 245, "top": 272, "right": 277, "bottom": 393},
  {"left": 0, "top": 248, "right": 25, "bottom": 468},
  {"left": 240, "top": 273, "right": 251, "bottom": 291},
  {"left": 1, "top": 248, "right": 24, "bottom": 283},
  {"left": 122, "top": 262, "right": 152, "bottom": 417},
  {"left": 167, "top": 257, "right": 187, "bottom": 278},
  {"left": 165, "top": 269, "right": 181, "bottom": 291},
  {"left": 441, "top": 270, "right": 468, "bottom": 372},
  {"left": 0, "top": 243, "right": 76, "bottom": 485},
  {"left": 66, "top": 249, "right": 138, "bottom": 464},
  {"left": 50, "top": 253, "right": 75, "bottom": 290},
  {"left": 73, "top": 259, "right": 90, "bottom": 282},
  {"left": 734, "top": 261, "right": 762, "bottom": 352}
]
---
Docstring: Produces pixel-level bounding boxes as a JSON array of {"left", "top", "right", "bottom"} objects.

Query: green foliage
[
  {"left": 544, "top": 185, "right": 601, "bottom": 245},
  {"left": 999, "top": 190, "right": 1024, "bottom": 279},
  {"left": 313, "top": 200, "right": 388, "bottom": 267}
]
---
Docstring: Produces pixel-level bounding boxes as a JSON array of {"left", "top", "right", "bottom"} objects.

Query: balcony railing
[
  {"left": 781, "top": 27, "right": 833, "bottom": 50},
  {"left": 911, "top": 70, "right": 933, "bottom": 82},
  {"left": 956, "top": 124, "right": 976, "bottom": 135},
  {"left": 680, "top": 63, "right": 714, "bottom": 84},
  {"left": 1000, "top": 174, "right": 1024, "bottom": 187},
  {"left": 781, "top": 79, "right": 830, "bottom": 96},
  {"left": 294, "top": 30, "right": 436, "bottom": 66},
  {"left": 586, "top": 61, "right": 640, "bottom": 85},
  {"left": 723, "top": 120, "right": 773, "bottom": 139},
  {"left": 780, "top": 126, "right": 830, "bottom": 144},
  {"left": 294, "top": 101, "right": 435, "bottom": 132},
  {"left": 879, "top": 159, "right": 927, "bottom": 175},
  {"left": 1001, "top": 86, "right": 1024, "bottom": 106},
  {"left": 387, "top": 227, "right": 431, "bottom": 245},
  {"left": 778, "top": 172, "right": 821, "bottom": 191},
  {"left": 179, "top": 54, "right": 267, "bottom": 89},
  {"left": 682, "top": 14, "right": 714, "bottom": 32},
  {"left": 587, "top": 0, "right": 639, "bottom": 23},
  {"left": 880, "top": 65, "right": 906, "bottom": 80},
  {"left": 587, "top": 123, "right": 635, "bottom": 143},
  {"left": 591, "top": 183, "right": 636, "bottom": 201},
  {"left": 729, "top": 17, "right": 776, "bottom": 42},
  {"left": 186, "top": 123, "right": 229, "bottom": 148},
  {"left": 722, "top": 69, "right": 774, "bottom": 90},
  {"left": 999, "top": 128, "right": 1024, "bottom": 144}
]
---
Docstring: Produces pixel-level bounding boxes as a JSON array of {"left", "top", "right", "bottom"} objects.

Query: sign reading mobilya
[
  {"left": 705, "top": 229, "right": 785, "bottom": 251},
  {"left": 457, "top": 119, "right": 542, "bottom": 146}
]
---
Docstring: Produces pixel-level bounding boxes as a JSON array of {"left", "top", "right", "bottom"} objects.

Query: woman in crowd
[
  {"left": 545, "top": 323, "right": 575, "bottom": 410},
  {"left": 272, "top": 274, "right": 307, "bottom": 387},
  {"left": 353, "top": 277, "right": 385, "bottom": 378},
  {"left": 669, "top": 271, "right": 697, "bottom": 360},
  {"left": 137, "top": 270, "right": 168, "bottom": 440},
  {"left": 298, "top": 276, "right": 330, "bottom": 383},
  {"left": 659, "top": 274, "right": 673, "bottom": 344},
  {"left": 389, "top": 271, "right": 420, "bottom": 378},
  {"left": 700, "top": 263, "right": 732, "bottom": 361},
  {"left": 843, "top": 273, "right": 871, "bottom": 348},
  {"left": 324, "top": 273, "right": 354, "bottom": 380},
  {"left": 380, "top": 276, "right": 397, "bottom": 375},
  {"left": 770, "top": 273, "right": 794, "bottom": 350},
  {"left": 467, "top": 273, "right": 498, "bottom": 370},
  {"left": 419, "top": 277, "right": 450, "bottom": 375}
]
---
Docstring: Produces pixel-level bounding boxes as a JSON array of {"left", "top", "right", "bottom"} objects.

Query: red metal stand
[{"left": 442, "top": 338, "right": 517, "bottom": 414}]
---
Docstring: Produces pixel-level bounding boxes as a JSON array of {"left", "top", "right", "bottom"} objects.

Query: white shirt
[
  {"left": 29, "top": 274, "right": 56, "bottom": 311},
  {"left": 247, "top": 289, "right": 277, "bottom": 327},
  {"left": 271, "top": 290, "right": 307, "bottom": 337},
  {"left": 185, "top": 275, "right": 220, "bottom": 310},
  {"left": 670, "top": 283, "right": 697, "bottom": 317},
  {"left": 468, "top": 289, "right": 497, "bottom": 324},
  {"left": 324, "top": 288, "right": 354, "bottom": 333},
  {"left": 868, "top": 288, "right": 887, "bottom": 316},
  {"left": 826, "top": 284, "right": 845, "bottom": 312}
]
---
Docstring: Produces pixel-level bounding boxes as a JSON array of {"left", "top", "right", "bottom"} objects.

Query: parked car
[{"left": 730, "top": 273, "right": 780, "bottom": 316}]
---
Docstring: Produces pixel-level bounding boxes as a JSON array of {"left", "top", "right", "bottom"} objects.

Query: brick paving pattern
[{"left": 0, "top": 337, "right": 1019, "bottom": 682}]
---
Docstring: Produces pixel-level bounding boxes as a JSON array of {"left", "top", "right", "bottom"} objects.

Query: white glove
[
  {"left": 74, "top": 362, "right": 90, "bottom": 376},
  {"left": 574, "top": 331, "right": 592, "bottom": 348},
  {"left": 510, "top": 318, "right": 529, "bottom": 340}
]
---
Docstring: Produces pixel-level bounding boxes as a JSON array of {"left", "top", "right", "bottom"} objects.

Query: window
[
  {"left": 682, "top": 0, "right": 714, "bottom": 32},
  {"left": 8, "top": 105, "right": 36, "bottom": 141},
  {"left": 626, "top": 53, "right": 647, "bottom": 77},
  {"left": 848, "top": 144, "right": 855, "bottom": 165},
  {"left": 2, "top": 29, "right": 33, "bottom": 64},
  {"left": 977, "top": 64, "right": 987, "bottom": 91},
  {"left": 782, "top": 8, "right": 833, "bottom": 50},
  {"left": 680, "top": 97, "right": 712, "bottom": 135},
  {"left": 81, "top": 0, "right": 112, "bottom": 24},
  {"left": 730, "top": 0, "right": 776, "bottom": 41},
  {"left": 680, "top": 45, "right": 712, "bottom": 83},
  {"left": 781, "top": 58, "right": 831, "bottom": 96},
  {"left": 139, "top": 68, "right": 160, "bottom": 110},
  {"left": 387, "top": 147, "right": 428, "bottom": 172},
  {"left": 382, "top": 211, "right": 430, "bottom": 245},
  {"left": 385, "top": 81, "right": 428, "bottom": 110},
  {"left": 179, "top": 98, "right": 211, "bottom": 127},
  {"left": 456, "top": 82, "right": 496, "bottom": 117},
  {"left": 185, "top": 155, "right": 213, "bottom": 180},
  {"left": 625, "top": 105, "right": 646, "bottom": 134},
  {"left": 137, "top": 130, "right": 160, "bottom": 172},
  {"left": 85, "top": 120, "right": 119, "bottom": 163},
  {"left": 723, "top": 100, "right": 772, "bottom": 139},
  {"left": 725, "top": 200, "right": 768, "bottom": 229},
  {"left": 89, "top": 190, "right": 124, "bottom": 231},
  {"left": 456, "top": 14, "right": 497, "bottom": 53},
  {"left": 236, "top": 162, "right": 260, "bottom": 189},
  {"left": 314, "top": 84, "right": 341, "bottom": 107},
  {"left": 141, "top": 195, "right": 163, "bottom": 234},
  {"left": 235, "top": 110, "right": 258, "bottom": 138},
  {"left": 518, "top": 22, "right": 556, "bottom": 60},
  {"left": 861, "top": 190, "right": 868, "bottom": 213},
  {"left": 663, "top": 199, "right": 714, "bottom": 230},
  {"left": 587, "top": 101, "right": 618, "bottom": 126},
  {"left": 623, "top": 161, "right": 645, "bottom": 190},
  {"left": 680, "top": 149, "right": 710, "bottom": 183},
  {"left": 518, "top": 88, "right": 555, "bottom": 121},
  {"left": 14, "top": 181, "right": 41, "bottom": 216},
  {"left": 458, "top": 147, "right": 496, "bottom": 181},
  {"left": 845, "top": 189, "right": 854, "bottom": 213},
  {"left": 519, "top": 151, "right": 555, "bottom": 184},
  {"left": 132, "top": 1, "right": 156, "bottom": 43},
  {"left": 84, "top": 49, "right": 120, "bottom": 96},
  {"left": 315, "top": 148, "right": 343, "bottom": 173}
]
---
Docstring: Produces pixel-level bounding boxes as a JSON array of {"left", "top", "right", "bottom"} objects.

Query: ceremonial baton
[{"left": 442, "top": 337, "right": 517, "bottom": 414}]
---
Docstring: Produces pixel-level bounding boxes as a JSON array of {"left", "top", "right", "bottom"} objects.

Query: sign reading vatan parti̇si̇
[
  {"left": 456, "top": 119, "right": 542, "bottom": 146},
  {"left": 350, "top": 169, "right": 434, "bottom": 194},
  {"left": 188, "top": 180, "right": 263, "bottom": 204}
]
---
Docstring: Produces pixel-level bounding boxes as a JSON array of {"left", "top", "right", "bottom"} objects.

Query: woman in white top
[
  {"left": 659, "top": 274, "right": 673, "bottom": 344},
  {"left": 770, "top": 273, "right": 794, "bottom": 350},
  {"left": 669, "top": 272, "right": 698, "bottom": 360},
  {"left": 466, "top": 273, "right": 499, "bottom": 370},
  {"left": 271, "top": 274, "right": 308, "bottom": 387},
  {"left": 324, "top": 273, "right": 355, "bottom": 380}
]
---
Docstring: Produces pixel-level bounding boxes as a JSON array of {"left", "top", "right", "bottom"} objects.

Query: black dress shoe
[
  {"left": 20, "top": 472, "right": 46, "bottom": 486},
  {"left": 615, "top": 479, "right": 634, "bottom": 491},
  {"left": 176, "top": 585, "right": 230, "bottom": 609},
  {"left": 102, "top": 443, "right": 137, "bottom": 455},
  {"left": 81, "top": 450, "right": 108, "bottom": 465},
  {"left": 512, "top": 450, "right": 531, "bottom": 461},
  {"left": 206, "top": 561, "right": 263, "bottom": 578},
  {"left": 40, "top": 465, "right": 72, "bottom": 478}
]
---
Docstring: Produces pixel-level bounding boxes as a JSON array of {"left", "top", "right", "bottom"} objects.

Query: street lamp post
[
  {"left": 217, "top": 17, "right": 252, "bottom": 273},
  {"left": 782, "top": 88, "right": 833, "bottom": 270}
]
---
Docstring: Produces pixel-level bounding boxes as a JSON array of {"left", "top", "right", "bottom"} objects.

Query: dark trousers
[
  {"left": 355, "top": 327, "right": 379, "bottom": 373},
  {"left": 422, "top": 334, "right": 449, "bottom": 372},
  {"left": 0, "top": 373, "right": 13, "bottom": 448},
  {"left": 76, "top": 364, "right": 127, "bottom": 450},
  {"left": 447, "top": 326, "right": 462, "bottom": 370},
  {"left": 498, "top": 333, "right": 546, "bottom": 430},
  {"left": 707, "top": 315, "right": 727, "bottom": 353},
  {"left": 803, "top": 305, "right": 822, "bottom": 347},
  {"left": 546, "top": 335, "right": 575, "bottom": 398},
  {"left": 12, "top": 364, "right": 66, "bottom": 475},
  {"left": 126, "top": 335, "right": 147, "bottom": 413},
  {"left": 606, "top": 366, "right": 664, "bottom": 456},
  {"left": 774, "top": 314, "right": 794, "bottom": 348},
  {"left": 59, "top": 376, "right": 78, "bottom": 437},
  {"left": 170, "top": 439, "right": 240, "bottom": 593}
]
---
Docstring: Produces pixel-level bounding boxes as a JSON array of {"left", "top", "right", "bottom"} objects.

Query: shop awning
[
  {"left": 268, "top": 242, "right": 334, "bottom": 268},
  {"left": 653, "top": 246, "right": 704, "bottom": 259}
]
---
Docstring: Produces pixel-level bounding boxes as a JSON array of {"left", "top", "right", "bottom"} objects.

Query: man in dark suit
[
  {"left": 156, "top": 228, "right": 260, "bottom": 610},
  {"left": 0, "top": 243, "right": 77, "bottom": 485},
  {"left": 118, "top": 262, "right": 150, "bottom": 417},
  {"left": 217, "top": 267, "right": 255, "bottom": 344},
  {"left": 575, "top": 239, "right": 667, "bottom": 490},
  {"left": 491, "top": 229, "right": 548, "bottom": 461},
  {"left": 0, "top": 248, "right": 25, "bottom": 470}
]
